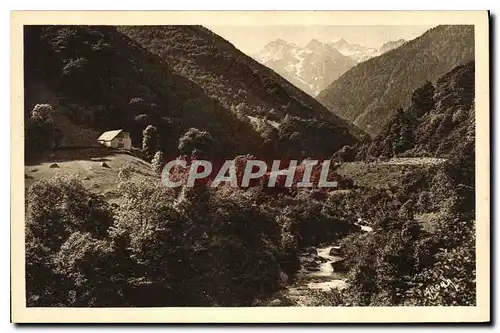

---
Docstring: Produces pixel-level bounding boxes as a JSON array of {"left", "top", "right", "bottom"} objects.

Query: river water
[
  {"left": 283, "top": 245, "right": 348, "bottom": 305},
  {"left": 277, "top": 223, "right": 373, "bottom": 306}
]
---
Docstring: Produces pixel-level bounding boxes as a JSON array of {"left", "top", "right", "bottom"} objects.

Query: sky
[{"left": 207, "top": 25, "right": 435, "bottom": 56}]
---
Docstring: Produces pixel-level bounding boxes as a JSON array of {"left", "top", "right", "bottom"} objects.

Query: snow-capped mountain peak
[
  {"left": 255, "top": 37, "right": 408, "bottom": 96},
  {"left": 255, "top": 39, "right": 356, "bottom": 96},
  {"left": 305, "top": 39, "right": 325, "bottom": 51},
  {"left": 329, "top": 39, "right": 378, "bottom": 63}
]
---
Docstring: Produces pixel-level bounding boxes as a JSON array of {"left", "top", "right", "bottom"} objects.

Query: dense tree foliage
[
  {"left": 142, "top": 125, "right": 160, "bottom": 159},
  {"left": 25, "top": 176, "right": 114, "bottom": 306},
  {"left": 25, "top": 138, "right": 476, "bottom": 307},
  {"left": 411, "top": 81, "right": 436, "bottom": 116},
  {"left": 26, "top": 176, "right": 298, "bottom": 306},
  {"left": 24, "top": 25, "right": 361, "bottom": 160},
  {"left": 357, "top": 61, "right": 475, "bottom": 160},
  {"left": 310, "top": 61, "right": 476, "bottom": 306},
  {"left": 301, "top": 133, "right": 476, "bottom": 306},
  {"left": 277, "top": 198, "right": 359, "bottom": 248},
  {"left": 25, "top": 104, "right": 57, "bottom": 161},
  {"left": 119, "top": 25, "right": 362, "bottom": 157},
  {"left": 178, "top": 128, "right": 218, "bottom": 158},
  {"left": 24, "top": 25, "right": 258, "bottom": 158},
  {"left": 318, "top": 25, "right": 474, "bottom": 136}
]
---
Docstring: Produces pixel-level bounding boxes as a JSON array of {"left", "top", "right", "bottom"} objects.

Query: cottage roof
[{"left": 97, "top": 129, "right": 124, "bottom": 141}]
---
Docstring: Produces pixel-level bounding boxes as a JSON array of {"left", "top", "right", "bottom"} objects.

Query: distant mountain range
[
  {"left": 317, "top": 25, "right": 474, "bottom": 136},
  {"left": 255, "top": 37, "right": 406, "bottom": 96},
  {"left": 255, "top": 39, "right": 356, "bottom": 96},
  {"left": 329, "top": 38, "right": 380, "bottom": 63}
]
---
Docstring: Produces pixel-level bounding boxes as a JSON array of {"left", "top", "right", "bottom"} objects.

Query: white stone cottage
[{"left": 97, "top": 129, "right": 132, "bottom": 150}]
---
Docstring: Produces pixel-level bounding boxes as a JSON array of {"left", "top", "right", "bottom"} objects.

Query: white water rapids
[
  {"left": 304, "top": 246, "right": 349, "bottom": 291},
  {"left": 279, "top": 223, "right": 373, "bottom": 305}
]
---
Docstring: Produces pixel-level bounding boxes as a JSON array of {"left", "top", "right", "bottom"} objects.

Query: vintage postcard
[{"left": 11, "top": 10, "right": 490, "bottom": 323}]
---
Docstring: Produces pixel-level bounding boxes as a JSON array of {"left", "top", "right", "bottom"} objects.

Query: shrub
[
  {"left": 26, "top": 176, "right": 113, "bottom": 250},
  {"left": 53, "top": 232, "right": 123, "bottom": 306},
  {"left": 178, "top": 127, "right": 217, "bottom": 158},
  {"left": 25, "top": 177, "right": 114, "bottom": 306},
  {"left": 151, "top": 151, "right": 165, "bottom": 174},
  {"left": 118, "top": 164, "right": 134, "bottom": 181}
]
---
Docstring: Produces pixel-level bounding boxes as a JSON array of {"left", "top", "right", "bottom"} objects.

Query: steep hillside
[
  {"left": 255, "top": 39, "right": 356, "bottom": 96},
  {"left": 25, "top": 25, "right": 361, "bottom": 161},
  {"left": 119, "top": 26, "right": 363, "bottom": 154},
  {"left": 24, "top": 25, "right": 265, "bottom": 159},
  {"left": 317, "top": 25, "right": 474, "bottom": 136},
  {"left": 357, "top": 61, "right": 475, "bottom": 159},
  {"left": 379, "top": 39, "right": 406, "bottom": 54}
]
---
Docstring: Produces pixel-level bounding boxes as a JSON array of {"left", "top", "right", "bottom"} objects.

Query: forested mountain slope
[
  {"left": 317, "top": 25, "right": 474, "bottom": 137},
  {"left": 24, "top": 25, "right": 263, "bottom": 159},
  {"left": 357, "top": 61, "right": 475, "bottom": 160},
  {"left": 25, "top": 25, "right": 361, "bottom": 161},
  {"left": 119, "top": 26, "right": 364, "bottom": 153}
]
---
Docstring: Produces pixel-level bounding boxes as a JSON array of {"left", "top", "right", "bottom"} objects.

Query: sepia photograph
[{"left": 10, "top": 10, "right": 490, "bottom": 323}]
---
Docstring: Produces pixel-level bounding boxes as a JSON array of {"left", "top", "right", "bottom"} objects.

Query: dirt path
[{"left": 381, "top": 157, "right": 447, "bottom": 165}]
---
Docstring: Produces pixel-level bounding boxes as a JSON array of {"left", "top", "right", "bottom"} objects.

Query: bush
[
  {"left": 25, "top": 176, "right": 114, "bottom": 306},
  {"left": 151, "top": 151, "right": 165, "bottom": 174},
  {"left": 178, "top": 127, "right": 217, "bottom": 158},
  {"left": 169, "top": 185, "right": 284, "bottom": 305},
  {"left": 118, "top": 164, "right": 134, "bottom": 181},
  {"left": 26, "top": 176, "right": 113, "bottom": 250},
  {"left": 53, "top": 232, "right": 124, "bottom": 306}
]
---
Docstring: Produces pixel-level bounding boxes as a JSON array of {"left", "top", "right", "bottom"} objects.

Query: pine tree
[
  {"left": 151, "top": 151, "right": 165, "bottom": 175},
  {"left": 142, "top": 125, "right": 159, "bottom": 158}
]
